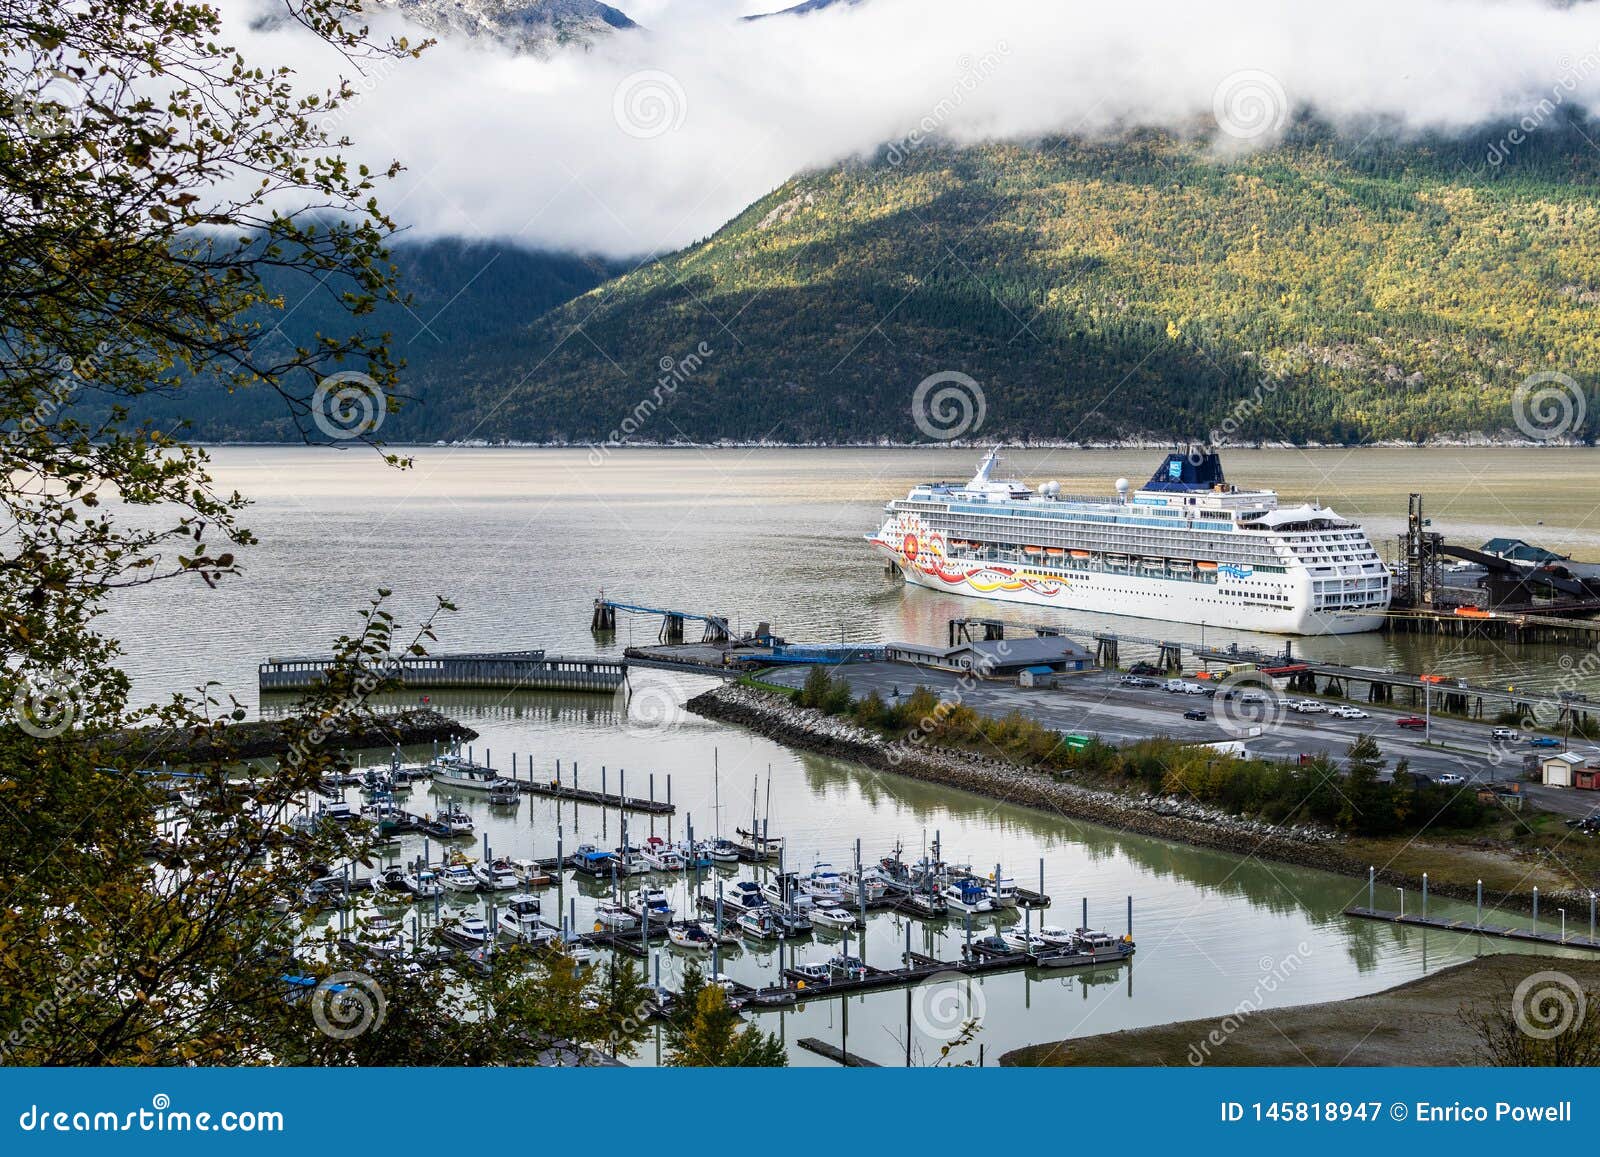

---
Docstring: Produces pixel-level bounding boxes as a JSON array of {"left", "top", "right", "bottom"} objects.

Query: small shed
[
  {"left": 1017, "top": 665, "right": 1056, "bottom": 689},
  {"left": 1540, "top": 751, "right": 1585, "bottom": 788}
]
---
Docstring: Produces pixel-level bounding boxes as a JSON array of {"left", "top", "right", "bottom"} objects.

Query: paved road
[{"left": 762, "top": 662, "right": 1600, "bottom": 820}]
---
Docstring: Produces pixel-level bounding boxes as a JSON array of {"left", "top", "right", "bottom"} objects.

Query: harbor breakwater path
[{"left": 686, "top": 685, "right": 1567, "bottom": 912}]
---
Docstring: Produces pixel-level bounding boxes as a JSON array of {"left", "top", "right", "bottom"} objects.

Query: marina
[{"left": 106, "top": 446, "right": 1600, "bottom": 1066}]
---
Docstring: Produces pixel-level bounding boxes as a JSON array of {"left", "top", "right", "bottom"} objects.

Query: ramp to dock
[{"left": 260, "top": 651, "right": 626, "bottom": 695}]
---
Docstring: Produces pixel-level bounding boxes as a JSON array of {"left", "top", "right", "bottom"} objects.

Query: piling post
[
  {"left": 1591, "top": 892, "right": 1596, "bottom": 942},
  {"left": 1534, "top": 886, "right": 1540, "bottom": 933},
  {"left": 667, "top": 774, "right": 672, "bottom": 809},
  {"left": 1476, "top": 880, "right": 1483, "bottom": 929},
  {"left": 555, "top": 759, "right": 561, "bottom": 791},
  {"left": 1422, "top": 872, "right": 1428, "bottom": 919},
  {"left": 1127, "top": 895, "right": 1133, "bottom": 938},
  {"left": 1082, "top": 896, "right": 1088, "bottom": 930},
  {"left": 1368, "top": 866, "right": 1375, "bottom": 910},
  {"left": 602, "top": 766, "right": 607, "bottom": 801},
  {"left": 650, "top": 773, "right": 655, "bottom": 803}
]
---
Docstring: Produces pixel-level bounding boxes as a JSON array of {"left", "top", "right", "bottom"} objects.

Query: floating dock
[
  {"left": 259, "top": 650, "right": 625, "bottom": 695},
  {"left": 1345, "top": 906, "right": 1600, "bottom": 951}
]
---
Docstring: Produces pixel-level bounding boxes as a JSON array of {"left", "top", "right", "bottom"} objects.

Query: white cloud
[{"left": 226, "top": 0, "right": 1600, "bottom": 257}]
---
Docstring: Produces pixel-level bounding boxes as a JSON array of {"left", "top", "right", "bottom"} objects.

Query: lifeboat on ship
[
  {"left": 1044, "top": 547, "right": 1066, "bottom": 558},
  {"left": 1069, "top": 549, "right": 1091, "bottom": 559},
  {"left": 1023, "top": 545, "right": 1043, "bottom": 556},
  {"left": 1196, "top": 560, "right": 1218, "bottom": 571}
]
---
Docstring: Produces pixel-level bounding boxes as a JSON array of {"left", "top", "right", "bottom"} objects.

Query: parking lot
[{"left": 760, "top": 660, "right": 1600, "bottom": 819}]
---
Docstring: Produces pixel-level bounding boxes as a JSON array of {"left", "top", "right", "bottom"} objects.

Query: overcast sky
[{"left": 228, "top": 0, "right": 1600, "bottom": 257}]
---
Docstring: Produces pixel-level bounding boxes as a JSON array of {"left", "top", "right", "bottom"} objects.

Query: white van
[
  {"left": 1163, "top": 678, "right": 1188, "bottom": 693},
  {"left": 1491, "top": 727, "right": 1520, "bottom": 741}
]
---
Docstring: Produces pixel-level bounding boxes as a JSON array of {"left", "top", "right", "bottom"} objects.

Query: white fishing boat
[
  {"left": 428, "top": 752, "right": 506, "bottom": 792},
  {"left": 986, "top": 872, "right": 1019, "bottom": 908},
  {"left": 736, "top": 909, "right": 783, "bottom": 939},
  {"left": 510, "top": 858, "right": 555, "bottom": 887},
  {"left": 840, "top": 866, "right": 891, "bottom": 904},
  {"left": 399, "top": 864, "right": 443, "bottom": 898},
  {"left": 800, "top": 863, "right": 846, "bottom": 905},
  {"left": 628, "top": 886, "right": 673, "bottom": 925},
  {"left": 723, "top": 880, "right": 768, "bottom": 913},
  {"left": 761, "top": 875, "right": 810, "bottom": 910},
  {"left": 940, "top": 879, "right": 994, "bottom": 913},
  {"left": 640, "top": 838, "right": 686, "bottom": 873},
  {"left": 497, "top": 895, "right": 554, "bottom": 945},
  {"left": 472, "top": 857, "right": 519, "bottom": 892},
  {"left": 439, "top": 862, "right": 480, "bottom": 894},
  {"left": 1037, "top": 925, "right": 1076, "bottom": 948}
]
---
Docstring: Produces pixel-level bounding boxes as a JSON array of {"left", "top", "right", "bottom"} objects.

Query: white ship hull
[{"left": 879, "top": 545, "right": 1381, "bottom": 635}]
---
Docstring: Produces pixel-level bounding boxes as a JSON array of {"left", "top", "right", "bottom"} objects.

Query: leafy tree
[{"left": 665, "top": 980, "right": 787, "bottom": 1068}]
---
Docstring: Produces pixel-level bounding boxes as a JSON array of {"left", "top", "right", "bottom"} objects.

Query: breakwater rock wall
[{"left": 687, "top": 684, "right": 1569, "bottom": 912}]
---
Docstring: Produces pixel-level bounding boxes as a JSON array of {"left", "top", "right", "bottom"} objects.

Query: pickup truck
[{"left": 1396, "top": 716, "right": 1427, "bottom": 730}]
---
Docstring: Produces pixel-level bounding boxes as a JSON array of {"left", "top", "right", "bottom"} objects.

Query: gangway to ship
[{"left": 591, "top": 595, "right": 732, "bottom": 644}]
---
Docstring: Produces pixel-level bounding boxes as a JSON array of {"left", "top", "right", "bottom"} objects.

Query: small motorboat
[
  {"left": 1037, "top": 925, "right": 1076, "bottom": 948},
  {"left": 736, "top": 909, "right": 783, "bottom": 940},
  {"left": 809, "top": 905, "right": 856, "bottom": 931},
  {"left": 594, "top": 902, "right": 639, "bottom": 931},
  {"left": 696, "top": 919, "right": 741, "bottom": 946},
  {"left": 709, "top": 838, "right": 742, "bottom": 864},
  {"left": 940, "top": 879, "right": 994, "bottom": 913},
  {"left": 427, "top": 805, "right": 472, "bottom": 837},
  {"left": 761, "top": 876, "right": 810, "bottom": 910},
  {"left": 667, "top": 923, "right": 713, "bottom": 951},
  {"left": 438, "top": 862, "right": 480, "bottom": 894},
  {"left": 472, "top": 857, "right": 519, "bottom": 892},
  {"left": 1000, "top": 928, "right": 1050, "bottom": 954},
  {"left": 357, "top": 913, "right": 410, "bottom": 958},
  {"left": 497, "top": 895, "right": 555, "bottom": 945},
  {"left": 439, "top": 912, "right": 492, "bottom": 948},
  {"left": 640, "top": 837, "right": 686, "bottom": 872},
  {"left": 510, "top": 858, "right": 555, "bottom": 887},
  {"left": 723, "top": 881, "right": 768, "bottom": 913},
  {"left": 487, "top": 781, "right": 521, "bottom": 807},
  {"left": 628, "top": 887, "right": 673, "bottom": 925},
  {"left": 986, "top": 872, "right": 1019, "bottom": 908},
  {"left": 399, "top": 865, "right": 444, "bottom": 899},
  {"left": 799, "top": 863, "right": 846, "bottom": 905}
]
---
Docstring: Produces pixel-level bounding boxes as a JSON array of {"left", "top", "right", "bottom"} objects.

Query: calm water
[{"left": 108, "top": 446, "right": 1600, "bottom": 1065}]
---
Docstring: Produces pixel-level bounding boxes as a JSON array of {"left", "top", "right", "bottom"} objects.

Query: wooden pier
[
  {"left": 1345, "top": 906, "right": 1600, "bottom": 951},
  {"left": 517, "top": 779, "right": 675, "bottom": 815},
  {"left": 796, "top": 1038, "right": 880, "bottom": 1066},
  {"left": 259, "top": 650, "right": 626, "bottom": 695}
]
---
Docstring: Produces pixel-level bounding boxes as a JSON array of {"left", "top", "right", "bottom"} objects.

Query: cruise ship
[{"left": 868, "top": 449, "right": 1391, "bottom": 635}]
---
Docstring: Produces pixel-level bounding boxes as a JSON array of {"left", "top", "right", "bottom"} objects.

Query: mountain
[
  {"left": 118, "top": 240, "right": 622, "bottom": 442},
  {"left": 745, "top": 0, "right": 868, "bottom": 19},
  {"left": 380, "top": 0, "right": 635, "bottom": 55},
  {"left": 385, "top": 124, "right": 1600, "bottom": 446}
]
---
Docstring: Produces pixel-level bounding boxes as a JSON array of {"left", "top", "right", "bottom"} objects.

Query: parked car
[
  {"left": 1437, "top": 772, "right": 1467, "bottom": 786},
  {"left": 1182, "top": 709, "right": 1208, "bottom": 721},
  {"left": 1529, "top": 736, "right": 1562, "bottom": 748},
  {"left": 1163, "top": 678, "right": 1188, "bottom": 693},
  {"left": 1491, "top": 727, "right": 1521, "bottom": 741},
  {"left": 1289, "top": 700, "right": 1325, "bottom": 714},
  {"left": 1119, "top": 675, "right": 1159, "bottom": 688},
  {"left": 1396, "top": 716, "right": 1428, "bottom": 730}
]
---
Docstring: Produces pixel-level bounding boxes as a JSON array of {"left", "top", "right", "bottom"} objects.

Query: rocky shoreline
[
  {"left": 96, "top": 708, "right": 477, "bottom": 765},
  {"left": 687, "top": 684, "right": 1568, "bottom": 912}
]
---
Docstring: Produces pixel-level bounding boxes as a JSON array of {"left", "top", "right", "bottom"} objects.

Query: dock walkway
[{"left": 1345, "top": 906, "right": 1600, "bottom": 951}]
